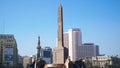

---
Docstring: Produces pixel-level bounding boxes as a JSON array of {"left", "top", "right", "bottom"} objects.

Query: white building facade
[
  {"left": 91, "top": 55, "right": 112, "bottom": 68},
  {"left": 67, "top": 28, "right": 82, "bottom": 62}
]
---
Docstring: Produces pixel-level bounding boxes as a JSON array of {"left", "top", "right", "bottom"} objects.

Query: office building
[
  {"left": 0, "top": 34, "right": 18, "bottom": 68},
  {"left": 63, "top": 32, "right": 69, "bottom": 48},
  {"left": 41, "top": 47, "right": 52, "bottom": 64},
  {"left": 64, "top": 28, "right": 82, "bottom": 62},
  {"left": 68, "top": 28, "right": 82, "bottom": 62},
  {"left": 78, "top": 43, "right": 99, "bottom": 59}
]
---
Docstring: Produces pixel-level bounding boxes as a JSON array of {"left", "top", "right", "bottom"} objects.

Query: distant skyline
[{"left": 0, "top": 0, "right": 120, "bottom": 56}]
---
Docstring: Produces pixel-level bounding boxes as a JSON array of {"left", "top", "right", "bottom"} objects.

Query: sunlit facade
[
  {"left": 0, "top": 34, "right": 18, "bottom": 68},
  {"left": 68, "top": 28, "right": 82, "bottom": 62}
]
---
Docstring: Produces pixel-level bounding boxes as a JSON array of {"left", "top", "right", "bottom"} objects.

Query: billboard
[{"left": 4, "top": 47, "right": 13, "bottom": 66}]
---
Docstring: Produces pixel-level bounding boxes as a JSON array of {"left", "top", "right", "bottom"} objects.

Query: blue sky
[{"left": 0, "top": 0, "right": 120, "bottom": 56}]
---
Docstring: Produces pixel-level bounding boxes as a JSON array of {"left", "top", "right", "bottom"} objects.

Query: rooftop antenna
[
  {"left": 3, "top": 19, "right": 5, "bottom": 34},
  {"left": 0, "top": 18, "right": 5, "bottom": 34}
]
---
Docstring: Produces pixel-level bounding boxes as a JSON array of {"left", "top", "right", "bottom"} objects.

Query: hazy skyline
[{"left": 0, "top": 0, "right": 120, "bottom": 56}]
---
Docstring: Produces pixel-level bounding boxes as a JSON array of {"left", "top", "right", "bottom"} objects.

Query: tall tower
[
  {"left": 37, "top": 36, "right": 41, "bottom": 60},
  {"left": 63, "top": 28, "right": 82, "bottom": 61},
  {"left": 68, "top": 28, "right": 82, "bottom": 61},
  {"left": 53, "top": 4, "right": 68, "bottom": 64},
  {"left": 58, "top": 4, "right": 63, "bottom": 47}
]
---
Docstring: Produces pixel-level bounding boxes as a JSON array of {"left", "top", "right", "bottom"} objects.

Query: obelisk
[
  {"left": 53, "top": 4, "right": 68, "bottom": 64},
  {"left": 58, "top": 4, "right": 64, "bottom": 47}
]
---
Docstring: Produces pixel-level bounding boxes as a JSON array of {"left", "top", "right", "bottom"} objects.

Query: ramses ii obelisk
[
  {"left": 58, "top": 4, "right": 63, "bottom": 47},
  {"left": 53, "top": 4, "right": 68, "bottom": 64}
]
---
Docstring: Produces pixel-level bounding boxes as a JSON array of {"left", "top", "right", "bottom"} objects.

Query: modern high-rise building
[
  {"left": 41, "top": 47, "right": 52, "bottom": 64},
  {"left": 0, "top": 34, "right": 18, "bottom": 68},
  {"left": 53, "top": 4, "right": 68, "bottom": 64},
  {"left": 63, "top": 32, "right": 69, "bottom": 48},
  {"left": 78, "top": 43, "right": 99, "bottom": 59},
  {"left": 68, "top": 28, "right": 82, "bottom": 62},
  {"left": 63, "top": 28, "right": 82, "bottom": 62}
]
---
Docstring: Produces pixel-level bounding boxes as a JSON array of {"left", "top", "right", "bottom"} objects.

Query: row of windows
[
  {"left": 93, "top": 57, "right": 111, "bottom": 60},
  {"left": 1, "top": 44, "right": 13, "bottom": 47},
  {"left": 0, "top": 40, "right": 14, "bottom": 43},
  {"left": 0, "top": 35, "right": 13, "bottom": 39},
  {"left": 43, "top": 51, "right": 52, "bottom": 58},
  {"left": 93, "top": 61, "right": 111, "bottom": 65},
  {"left": 7, "top": 40, "right": 14, "bottom": 42},
  {"left": 5, "top": 45, "right": 13, "bottom": 47}
]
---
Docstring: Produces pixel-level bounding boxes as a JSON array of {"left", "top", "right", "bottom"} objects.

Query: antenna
[
  {"left": 3, "top": 19, "right": 5, "bottom": 34},
  {"left": 0, "top": 19, "right": 5, "bottom": 34}
]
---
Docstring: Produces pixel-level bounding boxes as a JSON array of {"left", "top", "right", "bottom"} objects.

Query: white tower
[{"left": 68, "top": 28, "right": 82, "bottom": 62}]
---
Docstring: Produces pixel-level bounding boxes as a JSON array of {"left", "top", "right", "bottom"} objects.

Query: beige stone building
[
  {"left": 91, "top": 55, "right": 112, "bottom": 68},
  {"left": 84, "top": 55, "right": 113, "bottom": 68},
  {"left": 23, "top": 56, "right": 32, "bottom": 68},
  {"left": 0, "top": 34, "right": 18, "bottom": 68}
]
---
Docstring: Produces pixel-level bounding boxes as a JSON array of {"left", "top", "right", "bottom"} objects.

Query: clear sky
[{"left": 0, "top": 0, "right": 120, "bottom": 56}]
